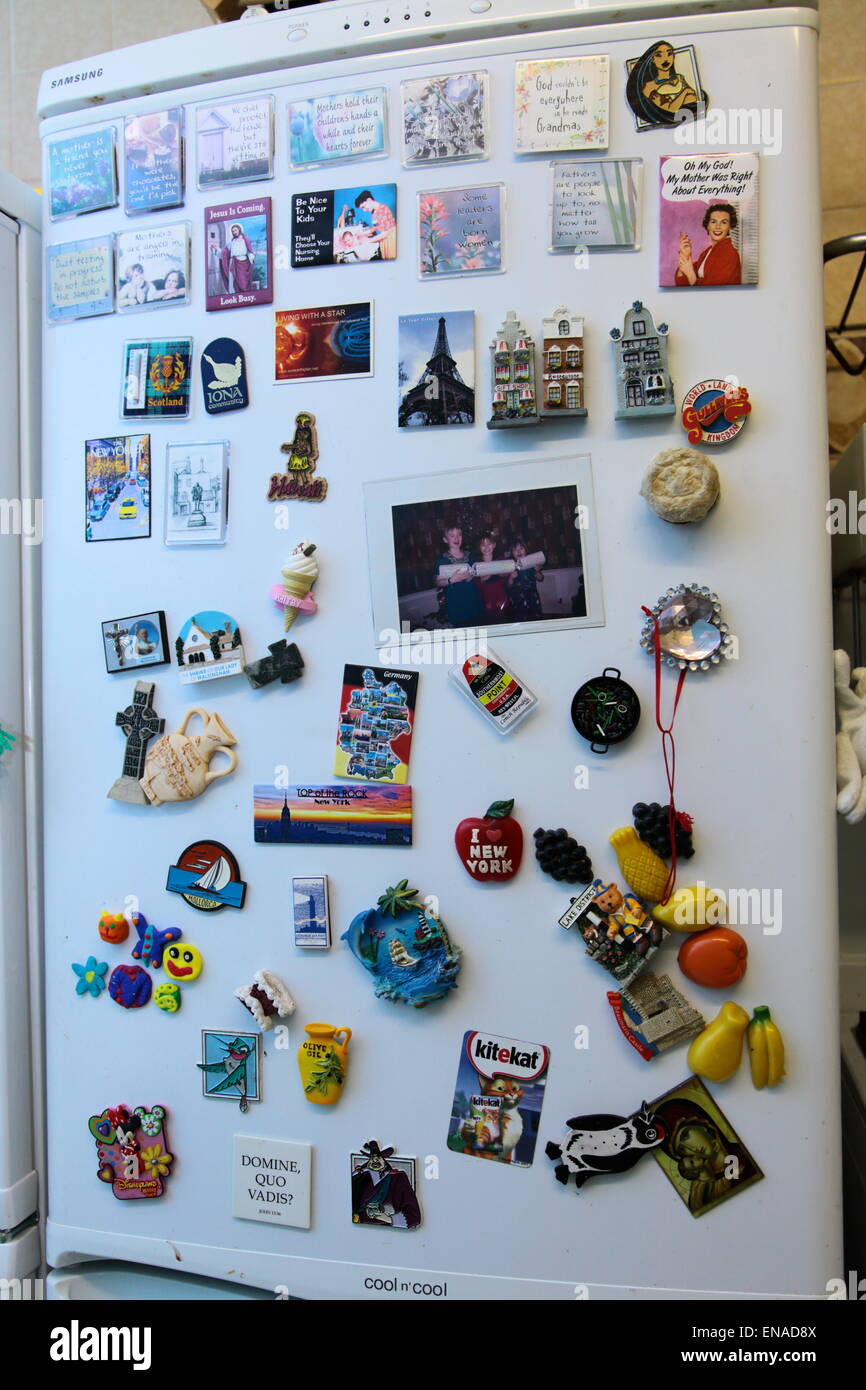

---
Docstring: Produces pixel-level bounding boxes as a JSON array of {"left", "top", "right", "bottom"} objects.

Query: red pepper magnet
[{"left": 455, "top": 799, "right": 523, "bottom": 882}]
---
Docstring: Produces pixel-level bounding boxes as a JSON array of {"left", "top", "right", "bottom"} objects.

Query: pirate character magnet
[
  {"left": 267, "top": 412, "right": 329, "bottom": 502},
  {"left": 351, "top": 1141, "right": 421, "bottom": 1229},
  {"left": 90, "top": 1104, "right": 173, "bottom": 1199},
  {"left": 446, "top": 1030, "right": 550, "bottom": 1167},
  {"left": 166, "top": 840, "right": 247, "bottom": 911},
  {"left": 201, "top": 337, "right": 249, "bottom": 414},
  {"left": 342, "top": 881, "right": 461, "bottom": 1007},
  {"left": 455, "top": 799, "right": 523, "bottom": 881},
  {"left": 681, "top": 379, "right": 750, "bottom": 445}
]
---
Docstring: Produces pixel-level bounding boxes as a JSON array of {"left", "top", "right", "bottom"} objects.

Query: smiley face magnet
[{"left": 164, "top": 942, "right": 203, "bottom": 983}]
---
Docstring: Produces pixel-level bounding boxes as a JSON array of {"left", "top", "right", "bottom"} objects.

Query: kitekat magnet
[
  {"left": 446, "top": 1030, "right": 551, "bottom": 1167},
  {"left": 455, "top": 799, "right": 523, "bottom": 881},
  {"left": 681, "top": 379, "right": 750, "bottom": 445},
  {"left": 351, "top": 1140, "right": 421, "bottom": 1229},
  {"left": 201, "top": 337, "right": 249, "bottom": 415},
  {"left": 293, "top": 875, "right": 331, "bottom": 949},
  {"left": 89, "top": 1104, "right": 173, "bottom": 1200},
  {"left": 267, "top": 412, "right": 329, "bottom": 502},
  {"left": 175, "top": 612, "right": 245, "bottom": 685},
  {"left": 545, "top": 1101, "right": 666, "bottom": 1191},
  {"left": 342, "top": 881, "right": 461, "bottom": 1008},
  {"left": 166, "top": 840, "right": 247, "bottom": 911},
  {"left": 140, "top": 707, "right": 238, "bottom": 806},
  {"left": 107, "top": 680, "right": 165, "bottom": 806}
]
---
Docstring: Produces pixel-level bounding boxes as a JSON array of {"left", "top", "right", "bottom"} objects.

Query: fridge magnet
[
  {"left": 687, "top": 1002, "right": 749, "bottom": 1083},
  {"left": 48, "top": 126, "right": 118, "bottom": 220},
  {"left": 571, "top": 669, "right": 640, "bottom": 754},
  {"left": 275, "top": 302, "right": 373, "bottom": 384},
  {"left": 164, "top": 942, "right": 203, "bottom": 984},
  {"left": 365, "top": 454, "right": 604, "bottom": 642},
  {"left": 449, "top": 649, "right": 538, "bottom": 734},
  {"left": 748, "top": 1006, "right": 785, "bottom": 1089},
  {"left": 446, "top": 1030, "right": 551, "bottom": 1166},
  {"left": 625, "top": 42, "right": 708, "bottom": 131},
  {"left": 46, "top": 234, "right": 114, "bottom": 323},
  {"left": 660, "top": 153, "right": 759, "bottom": 288},
  {"left": 640, "top": 584, "right": 734, "bottom": 673},
  {"left": 649, "top": 884, "right": 725, "bottom": 933},
  {"left": 0, "top": 724, "right": 16, "bottom": 758},
  {"left": 609, "top": 826, "right": 669, "bottom": 904},
  {"left": 640, "top": 446, "right": 720, "bottom": 522},
  {"left": 86, "top": 434, "right": 151, "bottom": 544},
  {"left": 199, "top": 1030, "right": 261, "bottom": 1111},
  {"left": 130, "top": 912, "right": 181, "bottom": 969},
  {"left": 292, "top": 183, "right": 397, "bottom": 267},
  {"left": 244, "top": 640, "right": 305, "bottom": 689},
  {"left": 298, "top": 1023, "right": 352, "bottom": 1105},
  {"left": 254, "top": 784, "right": 412, "bottom": 846},
  {"left": 533, "top": 827, "right": 593, "bottom": 884},
  {"left": 201, "top": 337, "right": 249, "bottom": 415},
  {"left": 115, "top": 223, "right": 190, "bottom": 311},
  {"left": 164, "top": 440, "right": 229, "bottom": 546},
  {"left": 288, "top": 85, "right": 387, "bottom": 168},
  {"left": 108, "top": 964, "right": 153, "bottom": 1009},
  {"left": 402, "top": 71, "right": 489, "bottom": 166},
  {"left": 140, "top": 707, "right": 238, "bottom": 807},
  {"left": 678, "top": 927, "right": 748, "bottom": 989},
  {"left": 293, "top": 875, "right": 331, "bottom": 949},
  {"left": 98, "top": 910, "right": 130, "bottom": 945},
  {"left": 205, "top": 197, "right": 273, "bottom": 310},
  {"left": 351, "top": 1141, "right": 421, "bottom": 1229},
  {"left": 106, "top": 679, "right": 164, "bottom": 805},
  {"left": 539, "top": 307, "right": 587, "bottom": 418},
  {"left": 121, "top": 338, "right": 192, "bottom": 420},
  {"left": 488, "top": 310, "right": 539, "bottom": 427},
  {"left": 90, "top": 1104, "right": 173, "bottom": 1199},
  {"left": 195, "top": 94, "right": 275, "bottom": 189},
  {"left": 681, "top": 379, "right": 751, "bottom": 446},
  {"left": 633, "top": 801, "right": 695, "bottom": 863},
  {"left": 174, "top": 612, "right": 244, "bottom": 685},
  {"left": 514, "top": 56, "right": 609, "bottom": 153},
  {"left": 649, "top": 1075, "right": 764, "bottom": 1216},
  {"left": 154, "top": 982, "right": 181, "bottom": 1013},
  {"left": 102, "top": 611, "right": 168, "bottom": 674},
  {"left": 272, "top": 541, "right": 319, "bottom": 630},
  {"left": 545, "top": 1101, "right": 665, "bottom": 1191},
  {"left": 333, "top": 664, "right": 417, "bottom": 783},
  {"left": 342, "top": 880, "right": 461, "bottom": 1008},
  {"left": 455, "top": 799, "right": 523, "bottom": 882},
  {"left": 233, "top": 1134, "right": 311, "bottom": 1229},
  {"left": 398, "top": 310, "right": 475, "bottom": 427},
  {"left": 609, "top": 301, "right": 674, "bottom": 418},
  {"left": 123, "top": 109, "right": 184, "bottom": 214},
  {"left": 550, "top": 159, "right": 641, "bottom": 252},
  {"left": 166, "top": 840, "right": 247, "bottom": 911},
  {"left": 418, "top": 184, "right": 504, "bottom": 278},
  {"left": 267, "top": 423, "right": 328, "bottom": 502},
  {"left": 607, "top": 972, "right": 705, "bottom": 1061},
  {"left": 235, "top": 970, "right": 296, "bottom": 1031},
  {"left": 558, "top": 879, "right": 664, "bottom": 986},
  {"left": 72, "top": 956, "right": 109, "bottom": 998}
]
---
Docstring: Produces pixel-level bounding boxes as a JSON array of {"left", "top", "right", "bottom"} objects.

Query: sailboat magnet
[{"left": 166, "top": 840, "right": 247, "bottom": 911}]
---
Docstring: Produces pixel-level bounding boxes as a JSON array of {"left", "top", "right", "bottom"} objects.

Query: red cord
[{"left": 641, "top": 606, "right": 687, "bottom": 905}]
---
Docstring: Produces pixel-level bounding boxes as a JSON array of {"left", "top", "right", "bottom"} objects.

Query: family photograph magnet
[
  {"left": 196, "top": 94, "right": 274, "bottom": 189},
  {"left": 626, "top": 41, "right": 708, "bottom": 131},
  {"left": 199, "top": 1030, "right": 261, "bottom": 1111},
  {"left": 48, "top": 126, "right": 118, "bottom": 220},
  {"left": 417, "top": 184, "right": 504, "bottom": 278},
  {"left": 275, "top": 302, "right": 372, "bottom": 383},
  {"left": 334, "top": 664, "right": 418, "bottom": 783},
  {"left": 550, "top": 159, "right": 641, "bottom": 251},
  {"left": 205, "top": 197, "right": 273, "bottom": 310},
  {"left": 47, "top": 235, "right": 114, "bottom": 323},
  {"left": 115, "top": 223, "right": 190, "bottom": 310},
  {"left": 175, "top": 611, "right": 244, "bottom": 684},
  {"left": 659, "top": 154, "right": 759, "bottom": 287},
  {"left": 649, "top": 1075, "right": 764, "bottom": 1217},
  {"left": 124, "top": 109, "right": 183, "bottom": 215},
  {"left": 102, "top": 610, "right": 168, "bottom": 674},
  {"left": 351, "top": 1141, "right": 421, "bottom": 1229},
  {"left": 233, "top": 1135, "right": 311, "bottom": 1228},
  {"left": 288, "top": 85, "right": 387, "bottom": 168},
  {"left": 167, "top": 839, "right": 247, "bottom": 911},
  {"left": 254, "top": 784, "right": 412, "bottom": 846},
  {"left": 292, "top": 183, "right": 397, "bottom": 267},
  {"left": 85, "top": 435, "right": 151, "bottom": 543},
  {"left": 293, "top": 875, "right": 331, "bottom": 948},
  {"left": 201, "top": 338, "right": 249, "bottom": 414},
  {"left": 398, "top": 310, "right": 475, "bottom": 427},
  {"left": 446, "top": 1030, "right": 551, "bottom": 1167},
  {"left": 164, "top": 440, "right": 228, "bottom": 546},
  {"left": 401, "top": 71, "right": 489, "bottom": 166},
  {"left": 514, "top": 56, "right": 609, "bottom": 153},
  {"left": 122, "top": 338, "right": 192, "bottom": 420}
]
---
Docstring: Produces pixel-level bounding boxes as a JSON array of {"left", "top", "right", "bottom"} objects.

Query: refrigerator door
[{"left": 37, "top": 3, "right": 840, "bottom": 1299}]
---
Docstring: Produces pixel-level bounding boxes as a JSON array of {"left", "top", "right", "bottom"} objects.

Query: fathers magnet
[{"left": 201, "top": 338, "right": 249, "bottom": 415}]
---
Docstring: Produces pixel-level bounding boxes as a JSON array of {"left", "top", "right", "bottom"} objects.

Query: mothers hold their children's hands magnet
[
  {"left": 455, "top": 799, "right": 523, "bottom": 881},
  {"left": 89, "top": 1103, "right": 173, "bottom": 1199},
  {"left": 342, "top": 881, "right": 461, "bottom": 1007},
  {"left": 140, "top": 707, "right": 238, "bottom": 805}
]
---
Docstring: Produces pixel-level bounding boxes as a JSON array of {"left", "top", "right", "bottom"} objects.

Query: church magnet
[
  {"left": 166, "top": 840, "right": 247, "bottom": 911},
  {"left": 201, "top": 338, "right": 249, "bottom": 415}
]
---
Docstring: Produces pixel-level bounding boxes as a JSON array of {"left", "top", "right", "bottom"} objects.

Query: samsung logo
[{"left": 50, "top": 68, "right": 103, "bottom": 88}]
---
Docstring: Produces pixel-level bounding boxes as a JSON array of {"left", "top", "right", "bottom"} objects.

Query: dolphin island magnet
[
  {"left": 201, "top": 337, "right": 249, "bottom": 415},
  {"left": 267, "top": 413, "right": 329, "bottom": 502},
  {"left": 545, "top": 1101, "right": 666, "bottom": 1191},
  {"left": 455, "top": 799, "right": 523, "bottom": 881},
  {"left": 166, "top": 840, "right": 247, "bottom": 911},
  {"left": 680, "top": 379, "right": 750, "bottom": 445},
  {"left": 342, "top": 881, "right": 461, "bottom": 1007},
  {"left": 89, "top": 1104, "right": 174, "bottom": 1199},
  {"left": 351, "top": 1141, "right": 421, "bottom": 1229},
  {"left": 175, "top": 612, "right": 245, "bottom": 685}
]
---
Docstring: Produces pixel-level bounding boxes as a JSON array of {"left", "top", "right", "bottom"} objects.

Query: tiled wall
[{"left": 820, "top": 0, "right": 866, "bottom": 330}]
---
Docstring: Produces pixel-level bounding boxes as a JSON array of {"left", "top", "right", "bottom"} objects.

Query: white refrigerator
[{"left": 32, "top": 0, "right": 841, "bottom": 1300}]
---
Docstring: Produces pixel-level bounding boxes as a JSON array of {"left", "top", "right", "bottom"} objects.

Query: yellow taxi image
[{"left": 119, "top": 497, "right": 137, "bottom": 519}]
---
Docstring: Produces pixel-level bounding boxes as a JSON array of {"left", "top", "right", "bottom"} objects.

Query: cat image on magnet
[
  {"left": 460, "top": 1075, "right": 523, "bottom": 1162},
  {"left": 545, "top": 1103, "right": 665, "bottom": 1190}
]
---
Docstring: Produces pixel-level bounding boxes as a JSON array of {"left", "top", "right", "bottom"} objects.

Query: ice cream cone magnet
[{"left": 270, "top": 540, "right": 319, "bottom": 630}]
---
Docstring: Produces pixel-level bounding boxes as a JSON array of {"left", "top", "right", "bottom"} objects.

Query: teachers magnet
[{"left": 681, "top": 379, "right": 750, "bottom": 446}]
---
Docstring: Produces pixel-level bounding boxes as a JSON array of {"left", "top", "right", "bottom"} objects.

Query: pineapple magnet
[{"left": 341, "top": 881, "right": 462, "bottom": 1008}]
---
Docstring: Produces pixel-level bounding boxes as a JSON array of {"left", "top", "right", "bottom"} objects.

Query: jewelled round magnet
[
  {"left": 640, "top": 584, "right": 734, "bottom": 672},
  {"left": 681, "top": 379, "right": 751, "bottom": 446}
]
